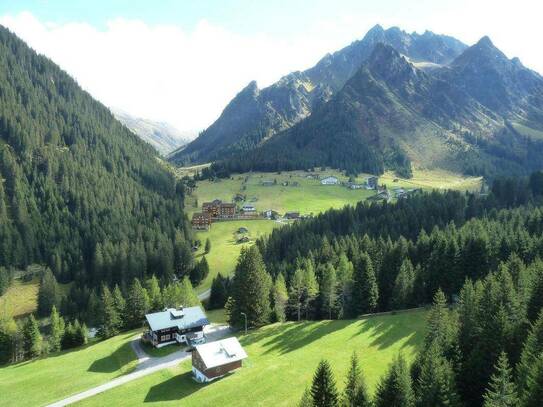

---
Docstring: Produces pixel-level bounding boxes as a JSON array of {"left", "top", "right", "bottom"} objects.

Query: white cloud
[
  {"left": 1, "top": 5, "right": 542, "bottom": 132},
  {"left": 0, "top": 12, "right": 340, "bottom": 132}
]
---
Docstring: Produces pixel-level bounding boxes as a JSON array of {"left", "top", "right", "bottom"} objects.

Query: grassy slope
[
  {"left": 0, "top": 276, "right": 72, "bottom": 319},
  {"left": 194, "top": 220, "right": 280, "bottom": 292},
  {"left": 78, "top": 310, "right": 427, "bottom": 407},
  {"left": 0, "top": 330, "right": 138, "bottom": 407}
]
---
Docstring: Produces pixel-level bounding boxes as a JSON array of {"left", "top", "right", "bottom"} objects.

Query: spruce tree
[
  {"left": 37, "top": 269, "right": 59, "bottom": 317},
  {"left": 0, "top": 311, "right": 17, "bottom": 364},
  {"left": 310, "top": 359, "right": 339, "bottom": 407},
  {"left": 289, "top": 267, "right": 306, "bottom": 321},
  {"left": 22, "top": 314, "right": 42, "bottom": 359},
  {"left": 48, "top": 306, "right": 64, "bottom": 353},
  {"left": 146, "top": 275, "right": 163, "bottom": 312},
  {"left": 303, "top": 260, "right": 319, "bottom": 320},
  {"left": 482, "top": 352, "right": 518, "bottom": 407},
  {"left": 209, "top": 273, "right": 228, "bottom": 310},
  {"left": 521, "top": 353, "right": 543, "bottom": 407},
  {"left": 517, "top": 310, "right": 543, "bottom": 399},
  {"left": 374, "top": 354, "right": 414, "bottom": 407},
  {"left": 320, "top": 263, "right": 337, "bottom": 320},
  {"left": 230, "top": 246, "right": 271, "bottom": 328},
  {"left": 352, "top": 253, "right": 379, "bottom": 315},
  {"left": 415, "top": 342, "right": 460, "bottom": 407},
  {"left": 344, "top": 352, "right": 371, "bottom": 407},
  {"left": 390, "top": 259, "right": 415, "bottom": 309},
  {"left": 112, "top": 284, "right": 126, "bottom": 326},
  {"left": 98, "top": 285, "right": 120, "bottom": 338},
  {"left": 205, "top": 238, "right": 211, "bottom": 254},
  {"left": 125, "top": 278, "right": 150, "bottom": 329},
  {"left": 273, "top": 273, "right": 288, "bottom": 322}
]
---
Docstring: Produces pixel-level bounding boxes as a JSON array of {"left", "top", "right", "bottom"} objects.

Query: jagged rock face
[
  {"left": 219, "top": 40, "right": 543, "bottom": 178},
  {"left": 170, "top": 25, "right": 468, "bottom": 165}
]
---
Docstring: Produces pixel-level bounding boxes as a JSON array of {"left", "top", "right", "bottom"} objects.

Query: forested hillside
[{"left": 0, "top": 26, "right": 193, "bottom": 287}]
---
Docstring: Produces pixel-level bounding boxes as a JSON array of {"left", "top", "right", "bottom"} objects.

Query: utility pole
[{"left": 240, "top": 312, "right": 247, "bottom": 335}]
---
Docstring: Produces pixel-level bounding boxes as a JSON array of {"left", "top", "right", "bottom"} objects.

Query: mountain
[
  {"left": 212, "top": 39, "right": 543, "bottom": 178},
  {"left": 0, "top": 25, "right": 193, "bottom": 287},
  {"left": 170, "top": 25, "right": 467, "bottom": 165},
  {"left": 111, "top": 108, "right": 193, "bottom": 155}
]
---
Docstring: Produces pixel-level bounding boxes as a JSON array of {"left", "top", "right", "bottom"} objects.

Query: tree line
[{"left": 0, "top": 271, "right": 201, "bottom": 364}]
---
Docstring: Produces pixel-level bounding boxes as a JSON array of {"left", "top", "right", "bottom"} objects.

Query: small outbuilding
[
  {"left": 192, "top": 337, "right": 248, "bottom": 383},
  {"left": 321, "top": 176, "right": 339, "bottom": 185}
]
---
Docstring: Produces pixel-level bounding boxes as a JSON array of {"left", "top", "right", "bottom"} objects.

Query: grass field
[
  {"left": 77, "top": 309, "right": 427, "bottom": 407},
  {"left": 0, "top": 330, "right": 138, "bottom": 407},
  {"left": 194, "top": 220, "right": 281, "bottom": 292},
  {"left": 0, "top": 275, "right": 72, "bottom": 319},
  {"left": 0, "top": 277, "right": 40, "bottom": 318},
  {"left": 186, "top": 168, "right": 482, "bottom": 218}
]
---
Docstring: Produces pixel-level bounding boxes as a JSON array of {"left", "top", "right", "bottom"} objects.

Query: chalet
[
  {"left": 241, "top": 204, "right": 256, "bottom": 213},
  {"left": 191, "top": 212, "right": 212, "bottom": 230},
  {"left": 192, "top": 337, "right": 248, "bottom": 383},
  {"left": 365, "top": 176, "right": 379, "bottom": 190},
  {"left": 261, "top": 180, "right": 274, "bottom": 186},
  {"left": 285, "top": 211, "right": 300, "bottom": 220},
  {"left": 263, "top": 209, "right": 279, "bottom": 219},
  {"left": 219, "top": 203, "right": 236, "bottom": 219},
  {"left": 321, "top": 176, "right": 339, "bottom": 185},
  {"left": 143, "top": 306, "right": 209, "bottom": 348}
]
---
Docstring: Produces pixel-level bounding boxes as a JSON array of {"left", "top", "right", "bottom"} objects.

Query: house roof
[
  {"left": 194, "top": 337, "right": 248, "bottom": 369},
  {"left": 145, "top": 306, "right": 209, "bottom": 332}
]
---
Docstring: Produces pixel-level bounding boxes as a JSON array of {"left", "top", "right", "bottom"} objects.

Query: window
[{"left": 161, "top": 334, "right": 171, "bottom": 341}]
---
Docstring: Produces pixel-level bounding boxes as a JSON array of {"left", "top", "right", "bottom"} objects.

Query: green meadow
[
  {"left": 77, "top": 309, "right": 427, "bottom": 407},
  {"left": 0, "top": 330, "right": 138, "bottom": 407}
]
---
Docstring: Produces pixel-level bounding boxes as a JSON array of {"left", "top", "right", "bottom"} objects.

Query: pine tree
[
  {"left": 320, "top": 263, "right": 338, "bottom": 319},
  {"left": 344, "top": 352, "right": 371, "bottom": 407},
  {"left": 352, "top": 253, "right": 379, "bottom": 315},
  {"left": 112, "top": 284, "right": 126, "bottom": 327},
  {"left": 22, "top": 314, "right": 42, "bottom": 359},
  {"left": 0, "top": 311, "right": 17, "bottom": 364},
  {"left": 98, "top": 285, "right": 120, "bottom": 338},
  {"left": 205, "top": 238, "right": 211, "bottom": 254},
  {"left": 289, "top": 267, "right": 306, "bottom": 322},
  {"left": 374, "top": 354, "right": 414, "bottom": 407},
  {"left": 482, "top": 352, "right": 518, "bottom": 407},
  {"left": 229, "top": 246, "right": 271, "bottom": 328},
  {"left": 48, "top": 306, "right": 64, "bottom": 353},
  {"left": 37, "top": 269, "right": 59, "bottom": 317},
  {"left": 178, "top": 276, "right": 200, "bottom": 307},
  {"left": 415, "top": 342, "right": 460, "bottom": 407},
  {"left": 310, "top": 359, "right": 339, "bottom": 407},
  {"left": 209, "top": 273, "right": 228, "bottom": 310},
  {"left": 273, "top": 273, "right": 288, "bottom": 322},
  {"left": 390, "top": 259, "right": 415, "bottom": 309},
  {"left": 125, "top": 278, "right": 150, "bottom": 328},
  {"left": 517, "top": 310, "right": 543, "bottom": 399},
  {"left": 521, "top": 353, "right": 543, "bottom": 407},
  {"left": 146, "top": 275, "right": 163, "bottom": 312},
  {"left": 304, "top": 260, "right": 319, "bottom": 320}
]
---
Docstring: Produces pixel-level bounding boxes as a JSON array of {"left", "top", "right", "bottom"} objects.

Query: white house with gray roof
[{"left": 142, "top": 306, "right": 209, "bottom": 348}]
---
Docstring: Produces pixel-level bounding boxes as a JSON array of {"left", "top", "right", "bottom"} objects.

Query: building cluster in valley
[{"left": 142, "top": 306, "right": 248, "bottom": 383}]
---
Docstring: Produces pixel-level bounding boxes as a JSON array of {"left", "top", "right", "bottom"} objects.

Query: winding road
[{"left": 46, "top": 324, "right": 231, "bottom": 407}]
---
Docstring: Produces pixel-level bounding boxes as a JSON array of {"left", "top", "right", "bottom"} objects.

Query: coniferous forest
[{"left": 0, "top": 26, "right": 193, "bottom": 288}]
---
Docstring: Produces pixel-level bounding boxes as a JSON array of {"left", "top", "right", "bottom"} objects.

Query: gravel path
[{"left": 46, "top": 324, "right": 231, "bottom": 407}]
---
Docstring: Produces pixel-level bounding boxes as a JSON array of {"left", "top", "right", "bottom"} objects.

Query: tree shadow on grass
[
  {"left": 351, "top": 312, "right": 426, "bottom": 351},
  {"left": 87, "top": 341, "right": 134, "bottom": 373},
  {"left": 144, "top": 372, "right": 201, "bottom": 403}
]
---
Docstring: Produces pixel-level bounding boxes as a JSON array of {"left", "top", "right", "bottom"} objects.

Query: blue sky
[{"left": 1, "top": 1, "right": 541, "bottom": 132}]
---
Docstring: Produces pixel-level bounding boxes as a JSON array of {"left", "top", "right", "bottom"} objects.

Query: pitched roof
[
  {"left": 195, "top": 337, "right": 248, "bottom": 369},
  {"left": 145, "top": 306, "right": 209, "bottom": 332}
]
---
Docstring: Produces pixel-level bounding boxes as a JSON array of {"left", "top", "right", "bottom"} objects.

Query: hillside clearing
[
  {"left": 0, "top": 330, "right": 138, "bottom": 407},
  {"left": 194, "top": 220, "right": 280, "bottom": 293},
  {"left": 77, "top": 309, "right": 427, "bottom": 407}
]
